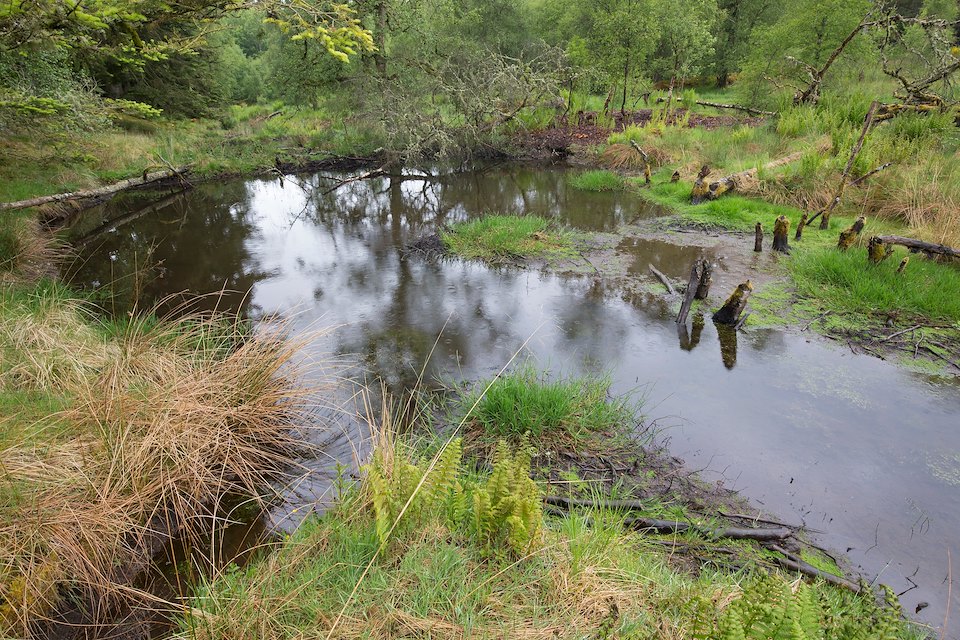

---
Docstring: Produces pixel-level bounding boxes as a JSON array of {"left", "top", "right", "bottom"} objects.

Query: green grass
[
  {"left": 460, "top": 367, "right": 635, "bottom": 440},
  {"left": 568, "top": 169, "right": 625, "bottom": 192},
  {"left": 442, "top": 215, "right": 574, "bottom": 261},
  {"left": 179, "top": 431, "right": 921, "bottom": 640}
]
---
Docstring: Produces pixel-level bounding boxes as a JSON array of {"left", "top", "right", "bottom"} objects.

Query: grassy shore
[
  {"left": 441, "top": 215, "right": 575, "bottom": 262},
  {"left": 179, "top": 373, "right": 920, "bottom": 640}
]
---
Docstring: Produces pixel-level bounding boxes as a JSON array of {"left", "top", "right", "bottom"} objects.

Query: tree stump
[
  {"left": 868, "top": 237, "right": 894, "bottom": 264},
  {"left": 713, "top": 281, "right": 754, "bottom": 325},
  {"left": 795, "top": 213, "right": 808, "bottom": 241},
  {"left": 897, "top": 256, "right": 909, "bottom": 274},
  {"left": 695, "top": 260, "right": 712, "bottom": 299},
  {"left": 671, "top": 170, "right": 681, "bottom": 183},
  {"left": 754, "top": 222, "right": 763, "bottom": 252},
  {"left": 691, "top": 165, "right": 711, "bottom": 204},
  {"left": 772, "top": 216, "right": 790, "bottom": 253},
  {"left": 676, "top": 259, "right": 705, "bottom": 324},
  {"left": 837, "top": 216, "right": 866, "bottom": 251}
]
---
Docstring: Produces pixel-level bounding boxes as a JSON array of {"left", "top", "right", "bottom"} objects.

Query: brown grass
[{"left": 0, "top": 308, "right": 321, "bottom": 637}]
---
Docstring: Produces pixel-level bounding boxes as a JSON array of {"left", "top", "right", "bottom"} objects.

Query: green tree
[{"left": 651, "top": 0, "right": 720, "bottom": 82}]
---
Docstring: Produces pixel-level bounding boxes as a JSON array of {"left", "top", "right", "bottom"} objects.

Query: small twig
[
  {"left": 878, "top": 324, "right": 923, "bottom": 343},
  {"left": 801, "top": 311, "right": 831, "bottom": 332},
  {"left": 648, "top": 264, "right": 676, "bottom": 295}
]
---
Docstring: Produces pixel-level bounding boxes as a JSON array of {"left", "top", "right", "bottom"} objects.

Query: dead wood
[
  {"left": 837, "top": 215, "right": 866, "bottom": 251},
  {"left": 0, "top": 166, "right": 191, "bottom": 213},
  {"left": 677, "top": 258, "right": 708, "bottom": 324},
  {"left": 849, "top": 162, "right": 893, "bottom": 187},
  {"left": 795, "top": 213, "right": 808, "bottom": 241},
  {"left": 695, "top": 260, "right": 712, "bottom": 300},
  {"left": 897, "top": 256, "right": 909, "bottom": 274},
  {"left": 713, "top": 281, "right": 753, "bottom": 325},
  {"left": 772, "top": 216, "right": 791, "bottom": 253},
  {"left": 73, "top": 190, "right": 189, "bottom": 248},
  {"left": 690, "top": 152, "right": 804, "bottom": 204},
  {"left": 754, "top": 222, "right": 763, "bottom": 252},
  {"left": 767, "top": 544, "right": 862, "bottom": 593},
  {"left": 868, "top": 236, "right": 895, "bottom": 264},
  {"left": 691, "top": 165, "right": 712, "bottom": 203},
  {"left": 655, "top": 96, "right": 777, "bottom": 116},
  {"left": 792, "top": 13, "right": 873, "bottom": 106},
  {"left": 649, "top": 264, "right": 676, "bottom": 295},
  {"left": 871, "top": 235, "right": 960, "bottom": 259},
  {"left": 818, "top": 101, "right": 879, "bottom": 230},
  {"left": 670, "top": 170, "right": 681, "bottom": 183}
]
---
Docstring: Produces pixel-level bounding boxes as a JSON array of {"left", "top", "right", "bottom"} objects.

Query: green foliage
[
  {"left": 568, "top": 169, "right": 626, "bottom": 192},
  {"left": 0, "top": 225, "right": 23, "bottom": 272},
  {"left": 708, "top": 576, "right": 907, "bottom": 640},
  {"left": 442, "top": 215, "right": 573, "bottom": 261},
  {"left": 472, "top": 441, "right": 542, "bottom": 554},
  {"left": 464, "top": 367, "right": 634, "bottom": 439},
  {"left": 365, "top": 436, "right": 541, "bottom": 555}
]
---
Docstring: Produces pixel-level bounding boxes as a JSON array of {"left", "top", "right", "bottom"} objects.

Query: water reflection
[{"left": 66, "top": 165, "right": 960, "bottom": 635}]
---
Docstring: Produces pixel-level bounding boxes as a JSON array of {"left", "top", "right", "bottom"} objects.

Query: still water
[{"left": 68, "top": 165, "right": 960, "bottom": 635}]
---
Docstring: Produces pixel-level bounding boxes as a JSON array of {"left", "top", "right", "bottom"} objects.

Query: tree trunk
[
  {"left": 691, "top": 165, "right": 712, "bottom": 204},
  {"left": 795, "top": 213, "right": 808, "bottom": 241},
  {"left": 373, "top": 0, "right": 388, "bottom": 76},
  {"left": 772, "top": 216, "right": 790, "bottom": 253},
  {"left": 713, "top": 281, "right": 754, "bottom": 325},
  {"left": 754, "top": 222, "right": 763, "bottom": 252},
  {"left": 837, "top": 215, "right": 866, "bottom": 250},
  {"left": 621, "top": 54, "right": 630, "bottom": 116}
]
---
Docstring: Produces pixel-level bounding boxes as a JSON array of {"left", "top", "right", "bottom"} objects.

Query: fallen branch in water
[
  {"left": 0, "top": 166, "right": 192, "bottom": 213},
  {"left": 648, "top": 264, "right": 676, "bottom": 295},
  {"left": 767, "top": 544, "right": 862, "bottom": 593}
]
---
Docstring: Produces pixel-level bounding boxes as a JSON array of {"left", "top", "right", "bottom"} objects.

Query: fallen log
[
  {"left": 870, "top": 235, "right": 960, "bottom": 260},
  {"left": 655, "top": 96, "right": 777, "bottom": 117},
  {"left": 690, "top": 152, "right": 804, "bottom": 204},
  {"left": 713, "top": 281, "right": 753, "bottom": 325},
  {"left": 649, "top": 264, "right": 676, "bottom": 295},
  {"left": 767, "top": 544, "right": 862, "bottom": 593},
  {"left": 0, "top": 166, "right": 192, "bottom": 213}
]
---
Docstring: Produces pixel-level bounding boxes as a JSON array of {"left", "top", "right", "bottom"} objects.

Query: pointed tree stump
[
  {"left": 695, "top": 260, "right": 713, "bottom": 300},
  {"left": 897, "top": 256, "right": 910, "bottom": 274},
  {"left": 691, "top": 165, "right": 712, "bottom": 204},
  {"left": 795, "top": 213, "right": 808, "bottom": 241},
  {"left": 868, "top": 237, "right": 894, "bottom": 264},
  {"left": 754, "top": 222, "right": 763, "bottom": 252},
  {"left": 671, "top": 170, "right": 681, "bottom": 183},
  {"left": 837, "top": 216, "right": 866, "bottom": 251},
  {"left": 713, "top": 281, "right": 754, "bottom": 325},
  {"left": 676, "top": 259, "right": 705, "bottom": 325},
  {"left": 772, "top": 216, "right": 791, "bottom": 253}
]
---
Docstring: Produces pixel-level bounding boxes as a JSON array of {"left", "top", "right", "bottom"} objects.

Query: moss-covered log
[
  {"left": 837, "top": 216, "right": 866, "bottom": 251},
  {"left": 713, "top": 281, "right": 754, "bottom": 325},
  {"left": 689, "top": 153, "right": 804, "bottom": 205},
  {"left": 772, "top": 216, "right": 790, "bottom": 253}
]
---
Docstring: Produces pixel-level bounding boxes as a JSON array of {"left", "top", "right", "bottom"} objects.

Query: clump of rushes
[
  {"left": 0, "top": 218, "right": 58, "bottom": 284},
  {"left": 0, "top": 289, "right": 317, "bottom": 636},
  {"left": 568, "top": 169, "right": 625, "bottom": 192},
  {"left": 462, "top": 367, "right": 636, "bottom": 440},
  {"left": 442, "top": 214, "right": 572, "bottom": 261}
]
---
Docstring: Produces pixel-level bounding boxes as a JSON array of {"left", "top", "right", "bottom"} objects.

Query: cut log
[
  {"left": 820, "top": 101, "right": 879, "bottom": 230},
  {"left": 676, "top": 258, "right": 705, "bottom": 325},
  {"left": 795, "top": 213, "right": 808, "bottom": 241},
  {"left": 871, "top": 235, "right": 960, "bottom": 260},
  {"left": 897, "top": 256, "right": 909, "bottom": 274},
  {"left": 713, "top": 281, "right": 753, "bottom": 325},
  {"left": 0, "top": 166, "right": 192, "bottom": 213},
  {"left": 754, "top": 222, "right": 763, "bottom": 252},
  {"left": 868, "top": 237, "right": 894, "bottom": 264},
  {"left": 690, "top": 152, "right": 804, "bottom": 204},
  {"left": 837, "top": 215, "right": 866, "bottom": 251},
  {"left": 648, "top": 264, "right": 676, "bottom": 295},
  {"left": 695, "top": 260, "right": 712, "bottom": 300},
  {"left": 772, "top": 215, "right": 790, "bottom": 253}
]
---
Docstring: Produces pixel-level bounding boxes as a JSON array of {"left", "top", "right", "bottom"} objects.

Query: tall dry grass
[{"left": 0, "top": 304, "right": 320, "bottom": 637}]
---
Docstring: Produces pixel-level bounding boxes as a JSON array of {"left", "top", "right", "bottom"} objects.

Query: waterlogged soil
[{"left": 66, "top": 164, "right": 960, "bottom": 637}]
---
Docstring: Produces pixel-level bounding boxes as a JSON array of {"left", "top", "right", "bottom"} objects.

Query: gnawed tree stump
[
  {"left": 695, "top": 261, "right": 713, "bottom": 300},
  {"left": 691, "top": 166, "right": 712, "bottom": 203},
  {"left": 897, "top": 256, "right": 910, "bottom": 274},
  {"left": 713, "top": 281, "right": 754, "bottom": 325},
  {"left": 772, "top": 216, "right": 790, "bottom": 253},
  {"left": 754, "top": 222, "right": 763, "bottom": 252},
  {"left": 837, "top": 216, "right": 866, "bottom": 251},
  {"left": 868, "top": 237, "right": 894, "bottom": 264},
  {"left": 795, "top": 213, "right": 808, "bottom": 241},
  {"left": 671, "top": 170, "right": 681, "bottom": 183}
]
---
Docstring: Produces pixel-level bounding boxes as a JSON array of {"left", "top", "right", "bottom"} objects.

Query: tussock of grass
[
  {"left": 442, "top": 215, "right": 572, "bottom": 261},
  {"left": 0, "top": 291, "right": 319, "bottom": 635},
  {"left": 568, "top": 169, "right": 625, "bottom": 192},
  {"left": 0, "top": 218, "right": 59, "bottom": 284},
  {"left": 461, "top": 368, "right": 635, "bottom": 440}
]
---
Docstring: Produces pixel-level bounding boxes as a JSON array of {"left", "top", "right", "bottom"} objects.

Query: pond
[{"left": 67, "top": 164, "right": 960, "bottom": 636}]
